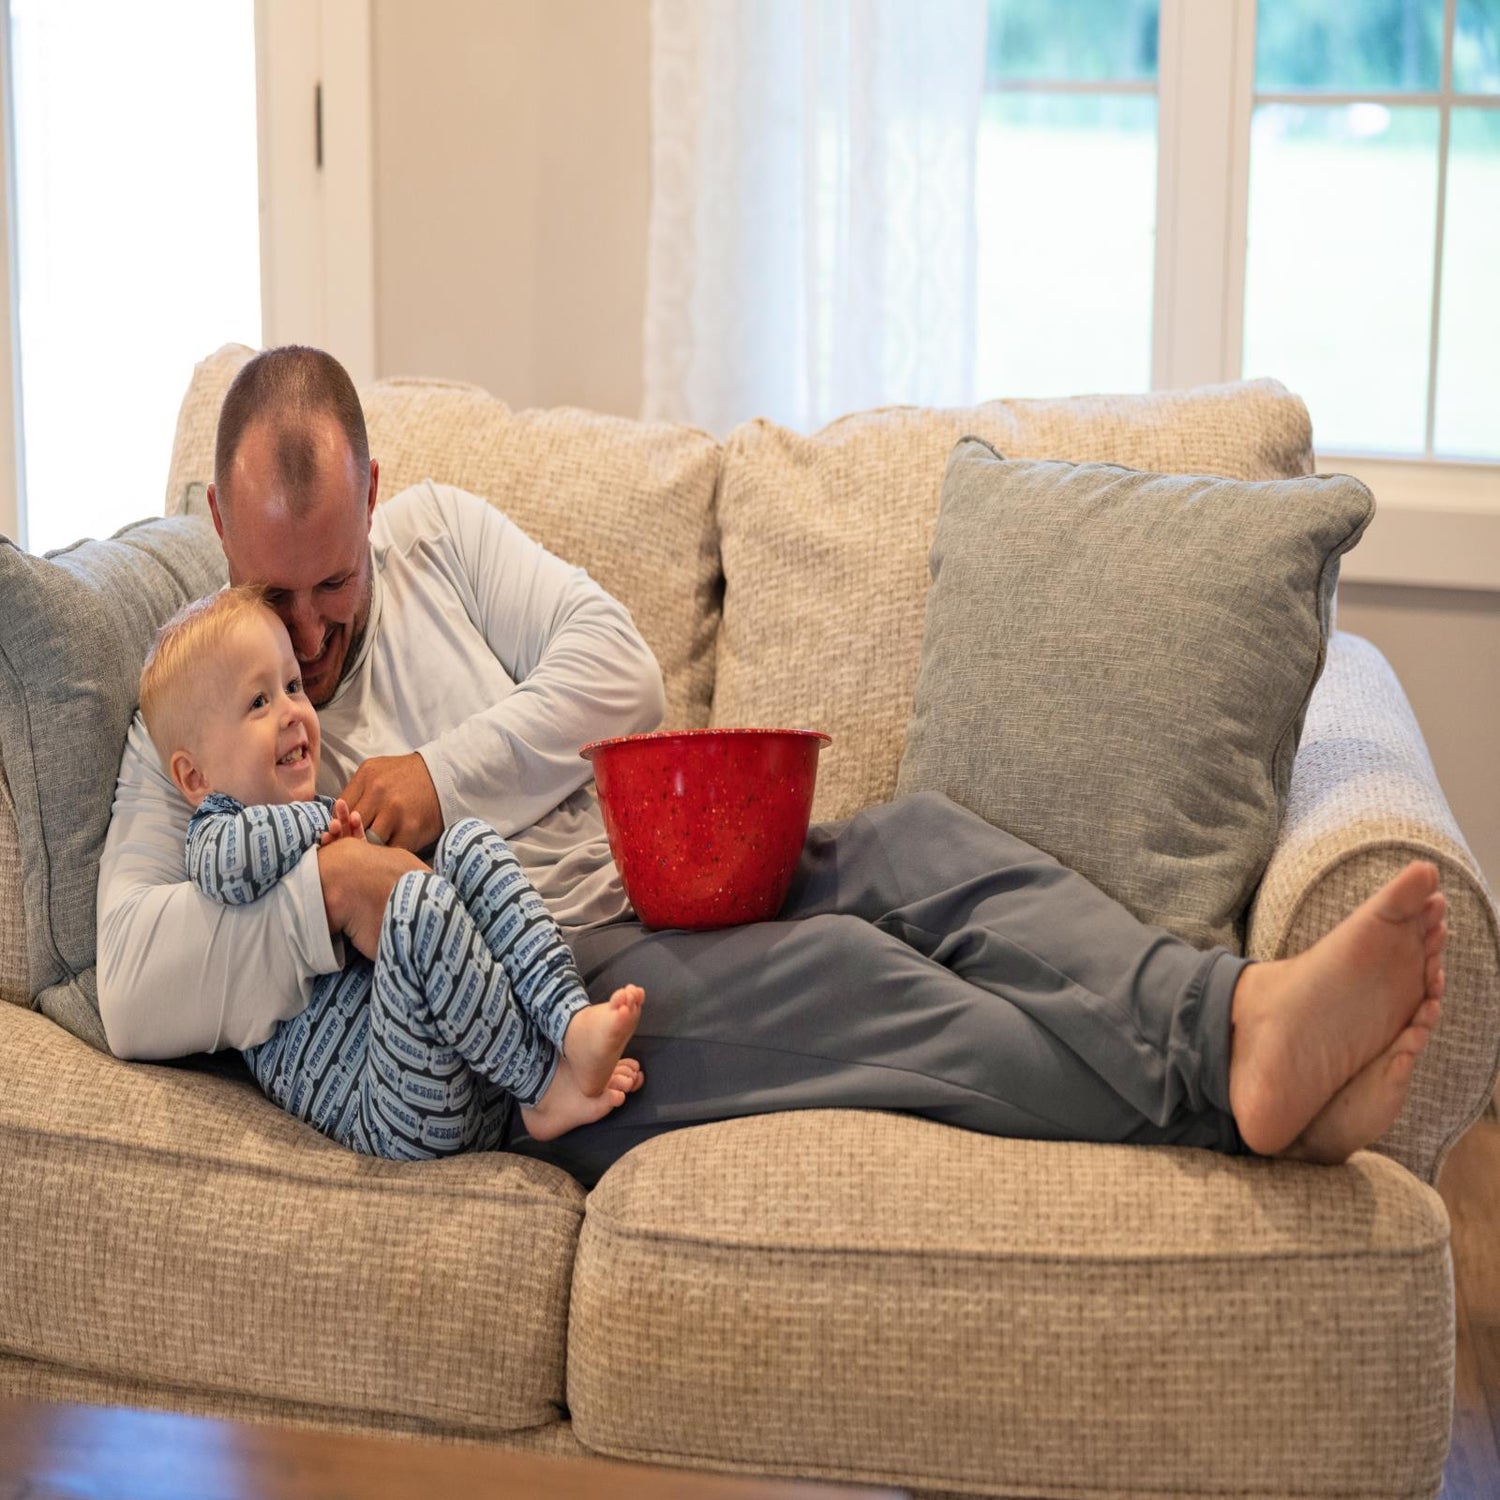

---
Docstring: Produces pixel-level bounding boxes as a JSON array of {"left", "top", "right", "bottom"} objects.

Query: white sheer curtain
[{"left": 644, "top": 0, "right": 987, "bottom": 435}]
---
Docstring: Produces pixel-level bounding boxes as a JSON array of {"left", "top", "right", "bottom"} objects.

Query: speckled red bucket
[{"left": 580, "top": 727, "right": 832, "bottom": 931}]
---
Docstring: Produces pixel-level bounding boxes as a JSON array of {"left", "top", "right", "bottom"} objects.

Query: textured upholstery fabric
[
  {"left": 0, "top": 518, "right": 227, "bottom": 1049},
  {"left": 569, "top": 1109, "right": 1453, "bottom": 1500},
  {"left": 165, "top": 345, "right": 722, "bottom": 732},
  {"left": 0, "top": 760, "right": 26, "bottom": 1007},
  {"left": 0, "top": 1002, "right": 584, "bottom": 1434},
  {"left": 895, "top": 444, "right": 1372, "bottom": 951},
  {"left": 1247, "top": 630, "right": 1500, "bottom": 1185},
  {"left": 712, "top": 380, "right": 1314, "bottom": 824},
  {"left": 164, "top": 346, "right": 241, "bottom": 515}
]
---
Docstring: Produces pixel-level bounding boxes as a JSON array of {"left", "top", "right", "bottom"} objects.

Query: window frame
[
  {"left": 1152, "top": 0, "right": 1255, "bottom": 394},
  {"left": 1152, "top": 0, "right": 1500, "bottom": 589},
  {"left": 0, "top": 0, "right": 375, "bottom": 551},
  {"left": 991, "top": 0, "right": 1500, "bottom": 588}
]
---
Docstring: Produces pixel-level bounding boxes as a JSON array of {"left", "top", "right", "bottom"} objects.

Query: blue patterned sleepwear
[{"left": 186, "top": 794, "right": 593, "bottom": 1159}]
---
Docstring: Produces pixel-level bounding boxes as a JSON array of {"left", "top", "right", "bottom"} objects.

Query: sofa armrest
[{"left": 1246, "top": 629, "right": 1500, "bottom": 1185}]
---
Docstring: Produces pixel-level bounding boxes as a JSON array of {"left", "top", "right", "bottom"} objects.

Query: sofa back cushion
[
  {"left": 167, "top": 346, "right": 723, "bottom": 731},
  {"left": 710, "top": 380, "right": 1314, "bottom": 823},
  {"left": 0, "top": 762, "right": 26, "bottom": 1007},
  {"left": 0, "top": 518, "right": 228, "bottom": 1048}
]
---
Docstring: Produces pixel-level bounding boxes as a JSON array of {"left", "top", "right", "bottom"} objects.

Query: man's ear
[
  {"left": 365, "top": 459, "right": 380, "bottom": 528},
  {"left": 169, "top": 750, "right": 210, "bottom": 809},
  {"left": 206, "top": 483, "right": 226, "bottom": 541}
]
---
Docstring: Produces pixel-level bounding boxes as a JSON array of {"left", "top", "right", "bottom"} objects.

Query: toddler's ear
[{"left": 169, "top": 750, "right": 210, "bottom": 809}]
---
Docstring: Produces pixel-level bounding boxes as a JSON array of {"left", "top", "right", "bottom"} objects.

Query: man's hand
[
  {"left": 317, "top": 837, "right": 429, "bottom": 961},
  {"left": 338, "top": 753, "right": 442, "bottom": 852}
]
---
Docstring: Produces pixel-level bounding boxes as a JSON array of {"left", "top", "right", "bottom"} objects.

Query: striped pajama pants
[{"left": 242, "top": 818, "right": 591, "bottom": 1160}]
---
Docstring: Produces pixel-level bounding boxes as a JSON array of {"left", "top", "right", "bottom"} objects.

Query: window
[
  {"left": 977, "top": 1, "right": 1160, "bottom": 399},
  {"left": 978, "top": 0, "right": 1500, "bottom": 467},
  {"left": 7, "top": 0, "right": 262, "bottom": 555},
  {"left": 1246, "top": 0, "right": 1500, "bottom": 459}
]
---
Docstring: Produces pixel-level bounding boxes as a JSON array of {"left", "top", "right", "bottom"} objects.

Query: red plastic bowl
[{"left": 580, "top": 727, "right": 832, "bottom": 931}]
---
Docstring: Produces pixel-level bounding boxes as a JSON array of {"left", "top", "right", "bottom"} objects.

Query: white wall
[
  {"left": 371, "top": 0, "right": 649, "bottom": 415},
  {"left": 1338, "top": 584, "right": 1500, "bottom": 890},
  {"left": 368, "top": 0, "right": 1500, "bottom": 890}
]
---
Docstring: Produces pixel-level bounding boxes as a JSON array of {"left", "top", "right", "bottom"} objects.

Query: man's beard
[{"left": 308, "top": 570, "right": 372, "bottom": 708}]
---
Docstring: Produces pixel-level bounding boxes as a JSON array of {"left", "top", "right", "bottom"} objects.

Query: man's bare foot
[
  {"left": 1228, "top": 860, "right": 1447, "bottom": 1157},
  {"left": 520, "top": 1056, "right": 645, "bottom": 1142},
  {"left": 563, "top": 985, "right": 646, "bottom": 1096},
  {"left": 1281, "top": 998, "right": 1442, "bottom": 1164}
]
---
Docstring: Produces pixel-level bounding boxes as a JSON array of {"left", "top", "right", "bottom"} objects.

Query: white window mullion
[
  {"left": 1152, "top": 0, "right": 1256, "bottom": 391},
  {"left": 1424, "top": 0, "right": 1456, "bottom": 455},
  {"left": 0, "top": 0, "right": 21, "bottom": 544},
  {"left": 1220, "top": 0, "right": 1256, "bottom": 391}
]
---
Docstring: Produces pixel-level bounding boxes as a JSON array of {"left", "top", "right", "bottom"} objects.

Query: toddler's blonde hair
[{"left": 139, "top": 584, "right": 275, "bottom": 768}]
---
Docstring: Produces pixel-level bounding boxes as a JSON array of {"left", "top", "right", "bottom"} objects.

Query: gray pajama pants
[{"left": 503, "top": 790, "right": 1250, "bottom": 1186}]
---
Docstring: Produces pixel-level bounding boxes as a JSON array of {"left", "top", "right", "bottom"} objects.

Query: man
[{"left": 98, "top": 347, "right": 1449, "bottom": 1187}]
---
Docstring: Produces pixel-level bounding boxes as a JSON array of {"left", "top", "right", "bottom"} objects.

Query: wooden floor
[{"left": 1438, "top": 1116, "right": 1500, "bottom": 1499}]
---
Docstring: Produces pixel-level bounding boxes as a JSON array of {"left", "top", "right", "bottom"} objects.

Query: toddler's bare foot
[
  {"left": 520, "top": 1056, "right": 645, "bottom": 1143},
  {"left": 1281, "top": 998, "right": 1442, "bottom": 1164},
  {"left": 564, "top": 984, "right": 646, "bottom": 1097},
  {"left": 1228, "top": 860, "right": 1447, "bottom": 1157}
]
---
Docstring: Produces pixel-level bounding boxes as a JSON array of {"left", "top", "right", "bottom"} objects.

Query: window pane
[
  {"left": 1434, "top": 110, "right": 1500, "bottom": 457},
  {"left": 1243, "top": 104, "right": 1438, "bottom": 454},
  {"left": 986, "top": 0, "right": 1158, "bottom": 85},
  {"left": 1255, "top": 0, "right": 1442, "bottom": 93},
  {"left": 975, "top": 93, "right": 1155, "bottom": 399},
  {"left": 11, "top": 0, "right": 261, "bottom": 555},
  {"left": 1454, "top": 0, "right": 1500, "bottom": 93}
]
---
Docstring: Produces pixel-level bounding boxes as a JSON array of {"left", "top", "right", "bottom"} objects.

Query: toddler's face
[{"left": 188, "top": 608, "right": 321, "bottom": 806}]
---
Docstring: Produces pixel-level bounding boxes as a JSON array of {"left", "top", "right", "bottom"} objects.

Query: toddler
[{"left": 137, "top": 584, "right": 645, "bottom": 1160}]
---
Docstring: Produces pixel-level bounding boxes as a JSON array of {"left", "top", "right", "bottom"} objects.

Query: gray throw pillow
[
  {"left": 895, "top": 439, "right": 1374, "bottom": 952},
  {"left": 0, "top": 516, "right": 228, "bottom": 1049}
]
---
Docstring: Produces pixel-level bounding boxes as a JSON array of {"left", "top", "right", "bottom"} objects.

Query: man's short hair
[
  {"left": 139, "top": 585, "right": 274, "bottom": 767},
  {"left": 214, "top": 346, "right": 370, "bottom": 511}
]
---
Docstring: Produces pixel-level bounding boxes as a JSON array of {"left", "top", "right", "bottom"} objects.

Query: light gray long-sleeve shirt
[{"left": 96, "top": 481, "right": 664, "bottom": 1060}]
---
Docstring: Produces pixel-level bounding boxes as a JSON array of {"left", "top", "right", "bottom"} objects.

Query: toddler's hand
[{"left": 319, "top": 797, "right": 366, "bottom": 846}]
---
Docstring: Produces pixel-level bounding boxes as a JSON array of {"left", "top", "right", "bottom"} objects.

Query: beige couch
[{"left": 2, "top": 347, "right": 1497, "bottom": 1500}]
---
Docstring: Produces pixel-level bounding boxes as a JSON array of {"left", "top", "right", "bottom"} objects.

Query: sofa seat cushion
[
  {"left": 567, "top": 1110, "right": 1452, "bottom": 1499},
  {"left": 166, "top": 346, "right": 723, "bottom": 732},
  {"left": 0, "top": 1004, "right": 585, "bottom": 1436},
  {"left": 712, "top": 380, "right": 1314, "bottom": 823}
]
